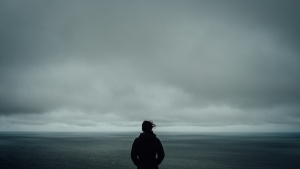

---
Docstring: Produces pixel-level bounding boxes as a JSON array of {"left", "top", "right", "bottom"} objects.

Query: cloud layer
[{"left": 1, "top": 0, "right": 300, "bottom": 131}]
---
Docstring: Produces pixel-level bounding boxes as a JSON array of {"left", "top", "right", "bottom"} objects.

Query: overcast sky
[{"left": 1, "top": 0, "right": 299, "bottom": 132}]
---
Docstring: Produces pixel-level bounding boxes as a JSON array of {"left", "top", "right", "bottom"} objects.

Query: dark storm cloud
[{"left": 0, "top": 0, "right": 299, "bottom": 131}]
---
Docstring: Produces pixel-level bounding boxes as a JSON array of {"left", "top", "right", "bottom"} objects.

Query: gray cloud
[{"left": 0, "top": 0, "right": 299, "bottom": 131}]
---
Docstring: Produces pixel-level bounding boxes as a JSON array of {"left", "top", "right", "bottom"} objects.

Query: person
[{"left": 131, "top": 120, "right": 165, "bottom": 169}]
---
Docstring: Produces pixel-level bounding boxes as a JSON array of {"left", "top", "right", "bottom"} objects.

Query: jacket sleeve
[
  {"left": 131, "top": 138, "right": 140, "bottom": 166},
  {"left": 155, "top": 138, "right": 165, "bottom": 165}
]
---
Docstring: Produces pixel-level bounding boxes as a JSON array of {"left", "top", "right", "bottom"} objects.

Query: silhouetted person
[{"left": 131, "top": 121, "right": 165, "bottom": 169}]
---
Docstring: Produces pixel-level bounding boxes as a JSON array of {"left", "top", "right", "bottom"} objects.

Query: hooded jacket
[{"left": 131, "top": 132, "right": 165, "bottom": 169}]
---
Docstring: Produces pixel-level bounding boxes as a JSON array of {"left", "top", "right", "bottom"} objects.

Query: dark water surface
[{"left": 0, "top": 132, "right": 299, "bottom": 169}]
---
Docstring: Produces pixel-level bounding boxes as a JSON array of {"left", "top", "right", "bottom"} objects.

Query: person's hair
[{"left": 142, "top": 120, "right": 156, "bottom": 133}]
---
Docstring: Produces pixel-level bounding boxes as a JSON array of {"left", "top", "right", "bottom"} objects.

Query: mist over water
[{"left": 1, "top": 132, "right": 299, "bottom": 169}]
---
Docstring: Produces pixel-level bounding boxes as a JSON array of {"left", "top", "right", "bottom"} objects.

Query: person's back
[{"left": 131, "top": 121, "right": 165, "bottom": 169}]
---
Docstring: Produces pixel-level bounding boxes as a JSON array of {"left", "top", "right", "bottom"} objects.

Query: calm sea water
[{"left": 0, "top": 132, "right": 299, "bottom": 169}]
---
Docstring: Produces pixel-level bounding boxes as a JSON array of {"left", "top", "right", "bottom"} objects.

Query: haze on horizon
[{"left": 0, "top": 0, "right": 299, "bottom": 132}]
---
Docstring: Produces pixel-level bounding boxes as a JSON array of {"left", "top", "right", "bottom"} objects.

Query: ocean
[{"left": 0, "top": 132, "right": 299, "bottom": 169}]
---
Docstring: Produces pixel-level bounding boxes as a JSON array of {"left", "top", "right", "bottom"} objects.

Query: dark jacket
[{"left": 131, "top": 132, "right": 165, "bottom": 169}]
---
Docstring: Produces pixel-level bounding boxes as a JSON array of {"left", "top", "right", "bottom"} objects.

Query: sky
[{"left": 0, "top": 0, "right": 300, "bottom": 132}]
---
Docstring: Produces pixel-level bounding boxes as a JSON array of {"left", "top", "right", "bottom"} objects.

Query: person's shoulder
[
  {"left": 155, "top": 137, "right": 162, "bottom": 142},
  {"left": 133, "top": 137, "right": 141, "bottom": 143},
  {"left": 132, "top": 137, "right": 140, "bottom": 147}
]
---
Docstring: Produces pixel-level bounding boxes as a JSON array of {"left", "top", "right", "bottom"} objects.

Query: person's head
[{"left": 142, "top": 120, "right": 156, "bottom": 133}]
